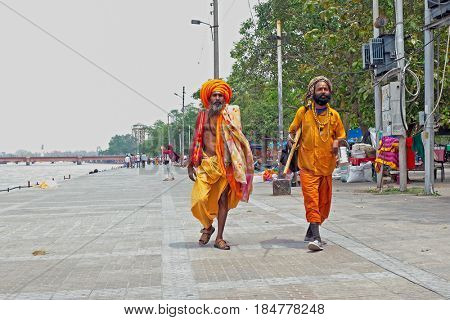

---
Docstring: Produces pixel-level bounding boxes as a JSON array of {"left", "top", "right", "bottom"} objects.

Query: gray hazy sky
[{"left": 0, "top": 0, "right": 255, "bottom": 153}]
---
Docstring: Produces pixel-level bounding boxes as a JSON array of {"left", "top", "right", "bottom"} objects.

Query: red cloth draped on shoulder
[{"left": 189, "top": 110, "right": 207, "bottom": 167}]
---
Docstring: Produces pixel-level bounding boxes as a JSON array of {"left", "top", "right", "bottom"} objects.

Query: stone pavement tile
[
  {"left": 124, "top": 286, "right": 162, "bottom": 300},
  {"left": 367, "top": 277, "right": 443, "bottom": 300},
  {"left": 89, "top": 287, "right": 127, "bottom": 299},
  {"left": 198, "top": 283, "right": 325, "bottom": 300},
  {"left": 308, "top": 281, "right": 403, "bottom": 300},
  {"left": 344, "top": 261, "right": 392, "bottom": 274},
  {"left": 9, "top": 292, "right": 54, "bottom": 300},
  {"left": 198, "top": 287, "right": 289, "bottom": 300},
  {"left": 51, "top": 289, "right": 92, "bottom": 300},
  {"left": 414, "top": 265, "right": 450, "bottom": 282},
  {"left": 0, "top": 264, "right": 64, "bottom": 292},
  {"left": 124, "top": 274, "right": 150, "bottom": 288}
]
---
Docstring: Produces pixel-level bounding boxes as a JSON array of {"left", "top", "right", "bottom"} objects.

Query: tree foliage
[
  {"left": 228, "top": 0, "right": 449, "bottom": 142},
  {"left": 102, "top": 134, "right": 136, "bottom": 155},
  {"left": 140, "top": 104, "right": 199, "bottom": 156}
]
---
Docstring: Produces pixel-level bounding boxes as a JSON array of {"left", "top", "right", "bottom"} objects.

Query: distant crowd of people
[{"left": 123, "top": 145, "right": 188, "bottom": 181}]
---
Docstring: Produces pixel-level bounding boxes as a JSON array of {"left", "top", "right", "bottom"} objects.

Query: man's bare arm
[{"left": 187, "top": 163, "right": 196, "bottom": 182}]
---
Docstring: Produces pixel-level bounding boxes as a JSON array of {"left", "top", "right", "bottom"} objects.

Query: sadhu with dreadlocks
[
  {"left": 188, "top": 79, "right": 254, "bottom": 250},
  {"left": 288, "top": 76, "right": 346, "bottom": 251}
]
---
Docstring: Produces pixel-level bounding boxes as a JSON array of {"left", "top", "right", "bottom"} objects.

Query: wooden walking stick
[{"left": 283, "top": 127, "right": 301, "bottom": 175}]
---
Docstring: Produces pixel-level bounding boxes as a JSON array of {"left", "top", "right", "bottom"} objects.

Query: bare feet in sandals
[
  {"left": 199, "top": 226, "right": 215, "bottom": 245},
  {"left": 214, "top": 239, "right": 230, "bottom": 250}
]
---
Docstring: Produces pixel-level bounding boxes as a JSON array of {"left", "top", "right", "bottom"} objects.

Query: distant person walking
[
  {"left": 162, "top": 145, "right": 179, "bottom": 181},
  {"left": 141, "top": 153, "right": 148, "bottom": 168},
  {"left": 125, "top": 155, "right": 131, "bottom": 168},
  {"left": 135, "top": 154, "right": 141, "bottom": 168}
]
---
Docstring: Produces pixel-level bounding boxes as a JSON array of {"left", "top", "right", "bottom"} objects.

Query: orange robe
[
  {"left": 191, "top": 105, "right": 252, "bottom": 228},
  {"left": 191, "top": 153, "right": 240, "bottom": 228},
  {"left": 289, "top": 105, "right": 345, "bottom": 224}
]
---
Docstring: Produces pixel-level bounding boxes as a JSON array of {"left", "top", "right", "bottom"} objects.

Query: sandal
[
  {"left": 214, "top": 239, "right": 230, "bottom": 250},
  {"left": 199, "top": 226, "right": 215, "bottom": 245}
]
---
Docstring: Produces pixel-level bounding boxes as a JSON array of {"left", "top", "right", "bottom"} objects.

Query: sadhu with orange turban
[
  {"left": 200, "top": 79, "right": 232, "bottom": 108},
  {"left": 188, "top": 79, "right": 254, "bottom": 250},
  {"left": 288, "top": 75, "right": 346, "bottom": 252}
]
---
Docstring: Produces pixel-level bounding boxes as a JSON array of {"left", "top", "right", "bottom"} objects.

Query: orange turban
[{"left": 200, "top": 79, "right": 232, "bottom": 108}]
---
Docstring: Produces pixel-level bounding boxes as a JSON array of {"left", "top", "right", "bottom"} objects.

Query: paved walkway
[{"left": 0, "top": 165, "right": 449, "bottom": 299}]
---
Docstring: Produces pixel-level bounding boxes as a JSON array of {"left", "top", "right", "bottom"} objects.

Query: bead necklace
[{"left": 312, "top": 102, "right": 331, "bottom": 143}]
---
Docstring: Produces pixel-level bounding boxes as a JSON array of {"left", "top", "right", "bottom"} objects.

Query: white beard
[{"left": 209, "top": 102, "right": 224, "bottom": 116}]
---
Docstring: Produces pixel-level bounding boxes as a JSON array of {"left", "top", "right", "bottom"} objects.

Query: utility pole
[
  {"left": 181, "top": 86, "right": 185, "bottom": 159},
  {"left": 188, "top": 125, "right": 191, "bottom": 151},
  {"left": 167, "top": 114, "right": 171, "bottom": 146},
  {"left": 159, "top": 126, "right": 163, "bottom": 161},
  {"left": 276, "top": 20, "right": 284, "bottom": 174},
  {"left": 424, "top": 0, "right": 435, "bottom": 194},
  {"left": 213, "top": 0, "right": 219, "bottom": 79},
  {"left": 373, "top": 0, "right": 384, "bottom": 189},
  {"left": 394, "top": 0, "right": 407, "bottom": 191}
]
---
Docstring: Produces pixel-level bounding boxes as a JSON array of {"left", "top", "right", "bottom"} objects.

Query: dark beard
[
  {"left": 313, "top": 93, "right": 331, "bottom": 106},
  {"left": 209, "top": 102, "right": 223, "bottom": 116}
]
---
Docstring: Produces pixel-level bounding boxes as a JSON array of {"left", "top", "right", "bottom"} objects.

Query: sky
[{"left": 0, "top": 0, "right": 256, "bottom": 153}]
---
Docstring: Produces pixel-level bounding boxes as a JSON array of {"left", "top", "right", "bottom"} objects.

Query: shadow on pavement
[
  {"left": 169, "top": 242, "right": 204, "bottom": 249},
  {"left": 260, "top": 237, "right": 308, "bottom": 249}
]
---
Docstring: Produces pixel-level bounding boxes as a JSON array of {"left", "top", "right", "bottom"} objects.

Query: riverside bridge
[{"left": 0, "top": 156, "right": 125, "bottom": 165}]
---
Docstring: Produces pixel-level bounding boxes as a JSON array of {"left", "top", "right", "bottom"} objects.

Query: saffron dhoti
[
  {"left": 191, "top": 154, "right": 240, "bottom": 228},
  {"left": 300, "top": 169, "right": 333, "bottom": 224}
]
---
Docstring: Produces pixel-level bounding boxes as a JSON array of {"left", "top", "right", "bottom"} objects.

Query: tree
[
  {"left": 228, "top": 0, "right": 449, "bottom": 142},
  {"left": 102, "top": 134, "right": 136, "bottom": 155}
]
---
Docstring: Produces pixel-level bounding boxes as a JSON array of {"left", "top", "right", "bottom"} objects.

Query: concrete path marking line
[
  {"left": 8, "top": 203, "right": 150, "bottom": 211},
  {"left": 0, "top": 248, "right": 162, "bottom": 262},
  {"left": 161, "top": 193, "right": 199, "bottom": 299},
  {"left": 0, "top": 286, "right": 162, "bottom": 300},
  {"left": 0, "top": 209, "right": 160, "bottom": 220}
]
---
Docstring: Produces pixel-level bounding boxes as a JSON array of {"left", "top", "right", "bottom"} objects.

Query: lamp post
[
  {"left": 276, "top": 20, "right": 283, "bottom": 177},
  {"left": 191, "top": 0, "right": 219, "bottom": 79},
  {"left": 167, "top": 114, "right": 171, "bottom": 146},
  {"left": 174, "top": 86, "right": 186, "bottom": 159}
]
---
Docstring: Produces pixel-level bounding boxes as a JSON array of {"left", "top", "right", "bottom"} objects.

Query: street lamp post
[
  {"left": 167, "top": 114, "right": 171, "bottom": 146},
  {"left": 191, "top": 0, "right": 219, "bottom": 79},
  {"left": 174, "top": 86, "right": 186, "bottom": 159}
]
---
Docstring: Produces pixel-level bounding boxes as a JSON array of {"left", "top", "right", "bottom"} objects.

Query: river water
[{"left": 0, "top": 162, "right": 123, "bottom": 191}]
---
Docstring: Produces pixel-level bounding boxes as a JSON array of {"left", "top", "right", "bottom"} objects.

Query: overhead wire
[
  {"left": 404, "top": 67, "right": 421, "bottom": 102},
  {"left": 196, "top": 29, "right": 209, "bottom": 65},
  {"left": 221, "top": 0, "right": 237, "bottom": 23}
]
